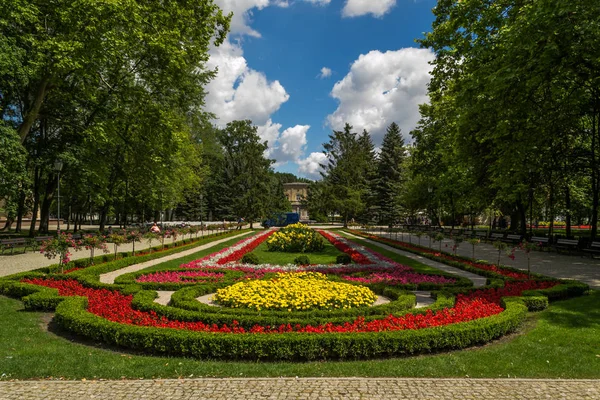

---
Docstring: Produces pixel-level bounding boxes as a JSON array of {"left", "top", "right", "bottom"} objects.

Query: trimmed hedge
[
  {"left": 54, "top": 296, "right": 528, "bottom": 361},
  {"left": 131, "top": 289, "right": 423, "bottom": 329}
]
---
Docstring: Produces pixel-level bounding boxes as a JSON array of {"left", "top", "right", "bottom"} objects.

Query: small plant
[
  {"left": 466, "top": 238, "right": 480, "bottom": 260},
  {"left": 336, "top": 254, "right": 352, "bottom": 264},
  {"left": 81, "top": 234, "right": 109, "bottom": 264},
  {"left": 433, "top": 233, "right": 445, "bottom": 252},
  {"left": 519, "top": 240, "right": 540, "bottom": 278},
  {"left": 40, "top": 233, "right": 82, "bottom": 273},
  {"left": 241, "top": 253, "right": 260, "bottom": 265},
  {"left": 126, "top": 231, "right": 142, "bottom": 256},
  {"left": 415, "top": 231, "right": 424, "bottom": 246},
  {"left": 108, "top": 232, "right": 127, "bottom": 260},
  {"left": 452, "top": 237, "right": 464, "bottom": 256},
  {"left": 143, "top": 231, "right": 160, "bottom": 251},
  {"left": 492, "top": 240, "right": 510, "bottom": 266},
  {"left": 294, "top": 255, "right": 311, "bottom": 265}
]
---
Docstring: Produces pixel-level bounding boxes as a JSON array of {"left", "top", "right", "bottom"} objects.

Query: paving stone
[{"left": 1, "top": 378, "right": 598, "bottom": 400}]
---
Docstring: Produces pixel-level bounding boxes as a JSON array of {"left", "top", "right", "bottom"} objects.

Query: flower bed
[
  {"left": 266, "top": 223, "right": 325, "bottom": 253},
  {"left": 349, "top": 230, "right": 530, "bottom": 280},
  {"left": 212, "top": 272, "right": 378, "bottom": 311},
  {"left": 0, "top": 227, "right": 589, "bottom": 361}
]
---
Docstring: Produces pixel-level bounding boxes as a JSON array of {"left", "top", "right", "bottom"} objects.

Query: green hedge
[
  {"left": 54, "top": 296, "right": 528, "bottom": 361},
  {"left": 131, "top": 289, "right": 423, "bottom": 329}
]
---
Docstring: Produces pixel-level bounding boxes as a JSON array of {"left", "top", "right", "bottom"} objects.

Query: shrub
[
  {"left": 241, "top": 253, "right": 260, "bottom": 265},
  {"left": 294, "top": 255, "right": 311, "bottom": 265},
  {"left": 336, "top": 254, "right": 352, "bottom": 264},
  {"left": 266, "top": 223, "right": 325, "bottom": 253}
]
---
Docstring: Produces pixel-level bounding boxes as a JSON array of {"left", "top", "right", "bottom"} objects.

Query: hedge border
[{"left": 53, "top": 295, "right": 528, "bottom": 361}]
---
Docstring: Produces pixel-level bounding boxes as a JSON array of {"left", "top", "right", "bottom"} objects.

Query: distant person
[
  {"left": 237, "top": 217, "right": 244, "bottom": 230},
  {"left": 150, "top": 222, "right": 161, "bottom": 233}
]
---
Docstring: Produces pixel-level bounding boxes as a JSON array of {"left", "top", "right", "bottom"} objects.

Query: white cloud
[
  {"left": 305, "top": 0, "right": 331, "bottom": 5},
  {"left": 205, "top": 40, "right": 289, "bottom": 126},
  {"left": 326, "top": 47, "right": 434, "bottom": 144},
  {"left": 342, "top": 0, "right": 396, "bottom": 18},
  {"left": 297, "top": 152, "right": 327, "bottom": 180},
  {"left": 319, "top": 67, "right": 332, "bottom": 79},
  {"left": 214, "top": 0, "right": 270, "bottom": 37},
  {"left": 258, "top": 121, "right": 310, "bottom": 166},
  {"left": 273, "top": 0, "right": 290, "bottom": 7}
]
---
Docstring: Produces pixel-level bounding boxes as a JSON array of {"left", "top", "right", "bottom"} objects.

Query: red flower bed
[
  {"left": 318, "top": 230, "right": 373, "bottom": 264},
  {"left": 20, "top": 277, "right": 557, "bottom": 334},
  {"left": 354, "top": 232, "right": 529, "bottom": 280}
]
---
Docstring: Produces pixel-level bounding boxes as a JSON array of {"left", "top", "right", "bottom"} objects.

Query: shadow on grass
[{"left": 537, "top": 291, "right": 600, "bottom": 329}]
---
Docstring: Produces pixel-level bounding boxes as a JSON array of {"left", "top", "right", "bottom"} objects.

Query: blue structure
[{"left": 262, "top": 212, "right": 300, "bottom": 228}]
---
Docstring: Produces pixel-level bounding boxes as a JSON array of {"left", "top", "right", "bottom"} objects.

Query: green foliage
[
  {"left": 293, "top": 255, "right": 311, "bottom": 265},
  {"left": 336, "top": 254, "right": 352, "bottom": 264},
  {"left": 241, "top": 253, "right": 260, "bottom": 265},
  {"left": 51, "top": 296, "right": 528, "bottom": 360}
]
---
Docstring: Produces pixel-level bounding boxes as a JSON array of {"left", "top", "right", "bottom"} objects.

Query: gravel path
[{"left": 1, "top": 378, "right": 598, "bottom": 400}]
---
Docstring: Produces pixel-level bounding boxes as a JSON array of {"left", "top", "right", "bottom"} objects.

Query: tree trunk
[
  {"left": 18, "top": 77, "right": 50, "bottom": 143},
  {"left": 1, "top": 217, "right": 14, "bottom": 231},
  {"left": 15, "top": 189, "right": 26, "bottom": 232},
  {"left": 591, "top": 101, "right": 599, "bottom": 240},
  {"left": 38, "top": 176, "right": 58, "bottom": 234},
  {"left": 28, "top": 167, "right": 41, "bottom": 238},
  {"left": 517, "top": 200, "right": 527, "bottom": 237},
  {"left": 565, "top": 185, "right": 572, "bottom": 238},
  {"left": 99, "top": 203, "right": 109, "bottom": 232}
]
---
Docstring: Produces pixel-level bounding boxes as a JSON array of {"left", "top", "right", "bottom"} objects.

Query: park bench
[
  {"left": 503, "top": 234, "right": 522, "bottom": 244},
  {"left": 490, "top": 232, "right": 505, "bottom": 241},
  {"left": 32, "top": 236, "right": 53, "bottom": 251},
  {"left": 553, "top": 238, "right": 580, "bottom": 254},
  {"left": 0, "top": 238, "right": 29, "bottom": 255},
  {"left": 530, "top": 236, "right": 550, "bottom": 250},
  {"left": 71, "top": 234, "right": 82, "bottom": 240},
  {"left": 583, "top": 241, "right": 600, "bottom": 258},
  {"left": 475, "top": 231, "right": 488, "bottom": 240}
]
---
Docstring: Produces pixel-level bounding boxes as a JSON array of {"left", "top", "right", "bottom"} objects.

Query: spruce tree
[{"left": 376, "top": 122, "right": 406, "bottom": 226}]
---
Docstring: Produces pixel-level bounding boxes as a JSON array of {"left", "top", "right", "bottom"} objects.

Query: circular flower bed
[
  {"left": 212, "top": 271, "right": 378, "bottom": 311},
  {"left": 266, "top": 223, "right": 324, "bottom": 252}
]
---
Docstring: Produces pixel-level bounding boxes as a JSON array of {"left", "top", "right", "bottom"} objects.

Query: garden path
[
  {"left": 343, "top": 232, "right": 488, "bottom": 288},
  {"left": 99, "top": 232, "right": 253, "bottom": 284},
  {"left": 1, "top": 377, "right": 597, "bottom": 399},
  {"left": 366, "top": 231, "right": 600, "bottom": 289}
]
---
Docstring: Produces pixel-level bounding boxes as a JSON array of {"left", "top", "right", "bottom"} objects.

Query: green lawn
[
  {"left": 248, "top": 239, "right": 343, "bottom": 265},
  {"left": 0, "top": 291, "right": 597, "bottom": 379}
]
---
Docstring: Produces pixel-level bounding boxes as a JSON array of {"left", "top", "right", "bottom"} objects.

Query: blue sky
[{"left": 204, "top": 0, "right": 437, "bottom": 179}]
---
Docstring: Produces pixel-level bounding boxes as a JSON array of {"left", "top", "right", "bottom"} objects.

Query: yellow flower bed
[
  {"left": 266, "top": 223, "right": 324, "bottom": 252},
  {"left": 212, "top": 272, "right": 377, "bottom": 311}
]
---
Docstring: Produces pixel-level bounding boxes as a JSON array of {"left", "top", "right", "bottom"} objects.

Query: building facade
[{"left": 283, "top": 182, "right": 309, "bottom": 221}]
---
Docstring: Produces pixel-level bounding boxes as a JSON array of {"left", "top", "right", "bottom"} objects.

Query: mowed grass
[
  {"left": 0, "top": 291, "right": 598, "bottom": 379},
  {"left": 248, "top": 239, "right": 343, "bottom": 265}
]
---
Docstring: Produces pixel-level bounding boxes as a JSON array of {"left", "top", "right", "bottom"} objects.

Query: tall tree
[{"left": 376, "top": 122, "right": 406, "bottom": 226}]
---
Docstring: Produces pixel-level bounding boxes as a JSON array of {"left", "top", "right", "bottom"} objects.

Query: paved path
[
  {"left": 1, "top": 378, "right": 598, "bottom": 399},
  {"left": 344, "top": 232, "right": 488, "bottom": 288},
  {"left": 99, "top": 232, "right": 253, "bottom": 284},
  {"left": 365, "top": 231, "right": 600, "bottom": 289},
  {"left": 0, "top": 228, "right": 247, "bottom": 278}
]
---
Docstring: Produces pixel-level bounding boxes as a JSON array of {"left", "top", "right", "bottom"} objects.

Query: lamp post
[
  {"left": 54, "top": 160, "right": 64, "bottom": 234},
  {"left": 199, "top": 193, "right": 203, "bottom": 235}
]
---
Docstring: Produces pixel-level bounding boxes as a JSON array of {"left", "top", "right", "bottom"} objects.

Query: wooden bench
[
  {"left": 583, "top": 241, "right": 600, "bottom": 258},
  {"left": 530, "top": 236, "right": 550, "bottom": 249},
  {"left": 554, "top": 238, "right": 580, "bottom": 253},
  {"left": 475, "top": 231, "right": 488, "bottom": 239},
  {"left": 32, "top": 236, "right": 54, "bottom": 251},
  {"left": 0, "top": 238, "right": 30, "bottom": 255},
  {"left": 490, "top": 233, "right": 505, "bottom": 241},
  {"left": 503, "top": 234, "right": 522, "bottom": 244}
]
